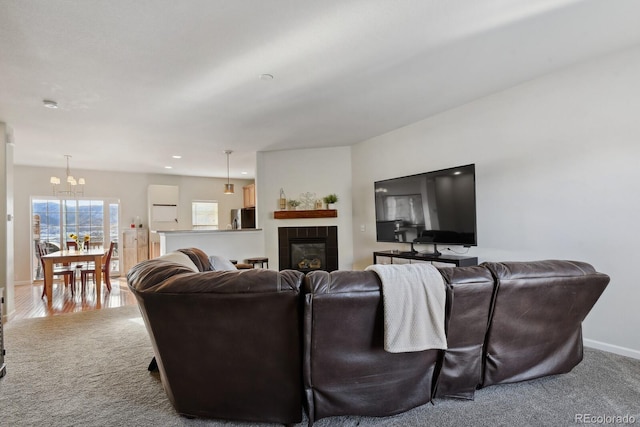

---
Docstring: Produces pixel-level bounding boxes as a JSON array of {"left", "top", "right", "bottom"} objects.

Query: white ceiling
[{"left": 2, "top": 0, "right": 640, "bottom": 179}]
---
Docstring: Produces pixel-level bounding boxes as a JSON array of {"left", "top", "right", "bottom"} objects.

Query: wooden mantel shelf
[{"left": 274, "top": 209, "right": 337, "bottom": 219}]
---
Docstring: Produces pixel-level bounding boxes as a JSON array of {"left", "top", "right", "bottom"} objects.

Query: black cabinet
[{"left": 373, "top": 250, "right": 478, "bottom": 267}]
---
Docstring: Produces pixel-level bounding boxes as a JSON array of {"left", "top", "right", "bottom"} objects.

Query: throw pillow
[{"left": 208, "top": 255, "right": 238, "bottom": 271}]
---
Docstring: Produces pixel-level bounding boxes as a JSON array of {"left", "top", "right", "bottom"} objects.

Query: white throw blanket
[{"left": 366, "top": 263, "right": 448, "bottom": 353}]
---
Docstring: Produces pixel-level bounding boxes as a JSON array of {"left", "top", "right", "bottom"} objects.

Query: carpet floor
[{"left": 1, "top": 305, "right": 639, "bottom": 427}]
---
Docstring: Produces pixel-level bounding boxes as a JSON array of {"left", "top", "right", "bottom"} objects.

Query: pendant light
[{"left": 224, "top": 150, "right": 234, "bottom": 194}]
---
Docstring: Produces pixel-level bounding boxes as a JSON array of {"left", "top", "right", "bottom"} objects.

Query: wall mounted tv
[{"left": 374, "top": 164, "right": 477, "bottom": 255}]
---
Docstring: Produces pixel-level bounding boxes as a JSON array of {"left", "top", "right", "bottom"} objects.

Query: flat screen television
[{"left": 374, "top": 164, "right": 477, "bottom": 255}]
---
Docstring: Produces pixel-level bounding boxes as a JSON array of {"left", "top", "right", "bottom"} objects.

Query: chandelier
[{"left": 50, "top": 155, "right": 86, "bottom": 197}]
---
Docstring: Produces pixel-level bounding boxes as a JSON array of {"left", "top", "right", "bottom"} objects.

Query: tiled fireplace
[{"left": 278, "top": 226, "right": 338, "bottom": 272}]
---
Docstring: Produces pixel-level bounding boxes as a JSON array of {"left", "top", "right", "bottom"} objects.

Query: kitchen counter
[
  {"left": 153, "top": 229, "right": 266, "bottom": 266},
  {"left": 157, "top": 228, "right": 262, "bottom": 234}
]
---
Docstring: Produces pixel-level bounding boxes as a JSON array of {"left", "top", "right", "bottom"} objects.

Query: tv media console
[{"left": 373, "top": 250, "right": 478, "bottom": 267}]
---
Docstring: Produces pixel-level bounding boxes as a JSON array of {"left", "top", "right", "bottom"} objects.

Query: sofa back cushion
[
  {"left": 176, "top": 247, "right": 211, "bottom": 271},
  {"left": 155, "top": 251, "right": 199, "bottom": 272},
  {"left": 303, "top": 270, "right": 440, "bottom": 423},
  {"left": 481, "top": 260, "right": 610, "bottom": 387},
  {"left": 435, "top": 265, "right": 495, "bottom": 399}
]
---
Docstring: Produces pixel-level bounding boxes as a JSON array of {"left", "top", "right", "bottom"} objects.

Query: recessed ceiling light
[
  {"left": 43, "top": 99, "right": 58, "bottom": 109},
  {"left": 259, "top": 73, "right": 274, "bottom": 81},
  {"left": 241, "top": 171, "right": 248, "bottom": 175},
  {"left": 172, "top": 155, "right": 182, "bottom": 159},
  {"left": 164, "top": 166, "right": 173, "bottom": 169}
]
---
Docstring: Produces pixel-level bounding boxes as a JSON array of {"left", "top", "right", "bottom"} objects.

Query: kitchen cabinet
[
  {"left": 243, "top": 183, "right": 255, "bottom": 208},
  {"left": 122, "top": 228, "right": 149, "bottom": 273}
]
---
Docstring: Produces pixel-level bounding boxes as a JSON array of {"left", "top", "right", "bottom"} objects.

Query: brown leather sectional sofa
[{"left": 127, "top": 248, "right": 609, "bottom": 426}]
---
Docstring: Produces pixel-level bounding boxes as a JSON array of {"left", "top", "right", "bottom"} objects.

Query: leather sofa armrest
[{"left": 127, "top": 263, "right": 305, "bottom": 424}]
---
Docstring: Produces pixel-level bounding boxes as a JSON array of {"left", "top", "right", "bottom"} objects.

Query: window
[
  {"left": 192, "top": 201, "right": 218, "bottom": 229},
  {"left": 68, "top": 199, "right": 105, "bottom": 245},
  {"left": 32, "top": 197, "right": 119, "bottom": 280}
]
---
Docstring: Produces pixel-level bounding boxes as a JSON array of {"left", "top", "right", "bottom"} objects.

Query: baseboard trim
[
  {"left": 14, "top": 280, "right": 34, "bottom": 286},
  {"left": 584, "top": 339, "right": 640, "bottom": 360}
]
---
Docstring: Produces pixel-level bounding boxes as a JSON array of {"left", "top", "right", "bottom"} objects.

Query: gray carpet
[{"left": 1, "top": 305, "right": 639, "bottom": 427}]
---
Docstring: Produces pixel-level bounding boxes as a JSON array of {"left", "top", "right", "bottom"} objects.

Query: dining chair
[
  {"left": 80, "top": 241, "right": 116, "bottom": 293},
  {"left": 38, "top": 242, "right": 76, "bottom": 298}
]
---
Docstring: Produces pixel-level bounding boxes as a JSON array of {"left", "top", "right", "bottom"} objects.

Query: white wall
[
  {"left": 1, "top": 123, "right": 15, "bottom": 319},
  {"left": 351, "top": 46, "right": 640, "bottom": 357},
  {"left": 13, "top": 165, "right": 251, "bottom": 284},
  {"left": 257, "top": 146, "right": 354, "bottom": 271}
]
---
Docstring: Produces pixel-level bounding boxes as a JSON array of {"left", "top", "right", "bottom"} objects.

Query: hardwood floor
[{"left": 11, "top": 277, "right": 138, "bottom": 320}]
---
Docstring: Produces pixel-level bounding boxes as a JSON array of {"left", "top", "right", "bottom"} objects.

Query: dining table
[{"left": 41, "top": 247, "right": 106, "bottom": 306}]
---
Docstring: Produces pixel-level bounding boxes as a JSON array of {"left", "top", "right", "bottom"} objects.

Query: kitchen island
[{"left": 153, "top": 228, "right": 265, "bottom": 267}]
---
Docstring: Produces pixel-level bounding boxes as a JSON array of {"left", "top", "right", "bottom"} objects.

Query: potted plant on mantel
[
  {"left": 287, "top": 199, "right": 301, "bottom": 210},
  {"left": 322, "top": 193, "right": 338, "bottom": 210}
]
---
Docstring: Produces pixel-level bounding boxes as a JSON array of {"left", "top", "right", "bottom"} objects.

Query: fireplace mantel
[{"left": 273, "top": 209, "right": 337, "bottom": 219}]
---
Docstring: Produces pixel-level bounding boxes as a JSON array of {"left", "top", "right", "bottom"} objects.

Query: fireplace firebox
[
  {"left": 291, "top": 239, "right": 326, "bottom": 271},
  {"left": 278, "top": 226, "right": 338, "bottom": 272}
]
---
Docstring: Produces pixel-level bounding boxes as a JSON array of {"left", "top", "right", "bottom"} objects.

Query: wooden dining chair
[
  {"left": 38, "top": 242, "right": 75, "bottom": 298},
  {"left": 80, "top": 241, "right": 116, "bottom": 293}
]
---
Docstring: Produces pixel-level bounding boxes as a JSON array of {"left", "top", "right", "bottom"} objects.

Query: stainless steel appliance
[
  {"left": 230, "top": 207, "right": 256, "bottom": 229},
  {"left": 230, "top": 209, "right": 241, "bottom": 229}
]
